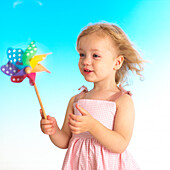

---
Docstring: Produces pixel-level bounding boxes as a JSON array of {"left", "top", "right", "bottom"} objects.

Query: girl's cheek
[{"left": 78, "top": 61, "right": 82, "bottom": 69}]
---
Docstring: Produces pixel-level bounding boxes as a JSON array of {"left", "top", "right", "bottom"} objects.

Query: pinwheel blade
[
  {"left": 31, "top": 64, "right": 51, "bottom": 73},
  {"left": 30, "top": 53, "right": 51, "bottom": 69},
  {"left": 22, "top": 41, "right": 37, "bottom": 66},
  {"left": 27, "top": 72, "right": 36, "bottom": 86},
  {"left": 7, "top": 48, "right": 23, "bottom": 66},
  {"left": 1, "top": 61, "right": 19, "bottom": 76},
  {"left": 11, "top": 75, "right": 27, "bottom": 83}
]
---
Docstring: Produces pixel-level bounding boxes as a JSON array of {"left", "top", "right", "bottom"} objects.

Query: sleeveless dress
[{"left": 62, "top": 85, "right": 140, "bottom": 170}]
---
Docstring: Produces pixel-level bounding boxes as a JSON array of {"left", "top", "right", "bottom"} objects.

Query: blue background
[{"left": 0, "top": 0, "right": 170, "bottom": 169}]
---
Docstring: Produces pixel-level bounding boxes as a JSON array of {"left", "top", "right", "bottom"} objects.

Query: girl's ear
[{"left": 113, "top": 55, "right": 124, "bottom": 70}]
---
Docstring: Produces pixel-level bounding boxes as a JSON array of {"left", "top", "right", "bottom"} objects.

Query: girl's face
[{"left": 77, "top": 33, "right": 118, "bottom": 83}]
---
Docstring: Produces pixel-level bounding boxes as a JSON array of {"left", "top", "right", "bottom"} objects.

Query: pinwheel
[{"left": 1, "top": 41, "right": 51, "bottom": 119}]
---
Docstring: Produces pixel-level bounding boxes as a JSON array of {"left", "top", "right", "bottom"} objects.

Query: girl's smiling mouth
[{"left": 84, "top": 68, "right": 94, "bottom": 74}]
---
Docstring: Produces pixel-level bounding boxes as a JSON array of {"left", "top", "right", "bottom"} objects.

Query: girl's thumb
[{"left": 47, "top": 115, "right": 52, "bottom": 120}]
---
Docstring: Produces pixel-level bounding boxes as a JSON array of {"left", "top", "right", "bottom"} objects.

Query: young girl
[{"left": 40, "top": 22, "right": 145, "bottom": 170}]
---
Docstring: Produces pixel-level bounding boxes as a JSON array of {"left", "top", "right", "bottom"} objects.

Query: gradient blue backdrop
[{"left": 0, "top": 0, "right": 170, "bottom": 169}]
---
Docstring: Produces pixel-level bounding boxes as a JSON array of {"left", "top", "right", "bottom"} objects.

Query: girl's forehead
[{"left": 78, "top": 33, "right": 117, "bottom": 53}]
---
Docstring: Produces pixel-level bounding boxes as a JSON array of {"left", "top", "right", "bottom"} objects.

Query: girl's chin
[{"left": 84, "top": 77, "right": 95, "bottom": 82}]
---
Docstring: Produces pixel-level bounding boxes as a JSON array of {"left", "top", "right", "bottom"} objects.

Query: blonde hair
[{"left": 76, "top": 22, "right": 147, "bottom": 86}]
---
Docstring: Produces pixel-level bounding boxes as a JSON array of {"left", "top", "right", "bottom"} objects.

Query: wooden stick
[{"left": 33, "top": 83, "right": 47, "bottom": 119}]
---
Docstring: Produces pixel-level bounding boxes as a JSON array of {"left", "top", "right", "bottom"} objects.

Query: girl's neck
[{"left": 93, "top": 81, "right": 119, "bottom": 92}]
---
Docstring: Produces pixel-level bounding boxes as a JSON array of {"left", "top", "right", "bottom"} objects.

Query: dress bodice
[{"left": 73, "top": 99, "right": 116, "bottom": 130}]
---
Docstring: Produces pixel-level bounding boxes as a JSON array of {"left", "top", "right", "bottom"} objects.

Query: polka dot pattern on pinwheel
[
  {"left": 1, "top": 61, "right": 19, "bottom": 76},
  {"left": 25, "top": 41, "right": 37, "bottom": 56},
  {"left": 11, "top": 75, "right": 27, "bottom": 83},
  {"left": 22, "top": 41, "right": 37, "bottom": 66},
  {"left": 7, "top": 48, "right": 23, "bottom": 65}
]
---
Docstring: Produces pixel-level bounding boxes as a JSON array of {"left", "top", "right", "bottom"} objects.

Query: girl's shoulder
[{"left": 115, "top": 93, "right": 134, "bottom": 110}]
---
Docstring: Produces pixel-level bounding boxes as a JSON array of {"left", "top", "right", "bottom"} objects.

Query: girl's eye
[
  {"left": 93, "top": 54, "right": 100, "bottom": 58},
  {"left": 79, "top": 53, "right": 85, "bottom": 57}
]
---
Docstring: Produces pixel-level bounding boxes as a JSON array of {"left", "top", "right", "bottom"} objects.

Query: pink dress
[{"left": 62, "top": 85, "right": 140, "bottom": 170}]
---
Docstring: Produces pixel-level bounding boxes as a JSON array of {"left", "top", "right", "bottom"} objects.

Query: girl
[{"left": 40, "top": 22, "right": 145, "bottom": 170}]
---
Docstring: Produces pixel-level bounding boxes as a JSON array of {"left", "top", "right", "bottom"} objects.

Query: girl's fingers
[
  {"left": 43, "top": 125, "right": 53, "bottom": 129},
  {"left": 69, "top": 117, "right": 80, "bottom": 127},
  {"left": 42, "top": 127, "right": 53, "bottom": 134},
  {"left": 40, "top": 111, "right": 58, "bottom": 135},
  {"left": 47, "top": 115, "right": 51, "bottom": 120},
  {"left": 69, "top": 113, "right": 82, "bottom": 122},
  {"left": 68, "top": 123, "right": 79, "bottom": 131},
  {"left": 41, "top": 119, "right": 53, "bottom": 125}
]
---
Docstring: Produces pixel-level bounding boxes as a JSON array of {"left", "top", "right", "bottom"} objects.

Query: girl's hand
[
  {"left": 68, "top": 104, "right": 96, "bottom": 134},
  {"left": 40, "top": 109, "right": 59, "bottom": 136}
]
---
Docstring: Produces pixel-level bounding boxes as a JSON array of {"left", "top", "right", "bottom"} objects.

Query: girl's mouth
[{"left": 84, "top": 69, "right": 93, "bottom": 74}]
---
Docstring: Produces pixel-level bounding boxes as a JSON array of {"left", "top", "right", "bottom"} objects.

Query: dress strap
[
  {"left": 108, "top": 84, "right": 132, "bottom": 102},
  {"left": 74, "top": 85, "right": 88, "bottom": 103},
  {"left": 118, "top": 84, "right": 132, "bottom": 96}
]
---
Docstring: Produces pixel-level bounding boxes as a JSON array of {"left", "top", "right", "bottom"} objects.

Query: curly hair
[{"left": 76, "top": 22, "right": 147, "bottom": 86}]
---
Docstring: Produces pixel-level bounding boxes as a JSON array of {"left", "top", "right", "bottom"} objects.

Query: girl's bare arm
[{"left": 41, "top": 95, "right": 76, "bottom": 149}]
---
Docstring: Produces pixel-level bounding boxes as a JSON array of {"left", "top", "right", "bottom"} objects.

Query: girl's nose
[{"left": 83, "top": 56, "right": 92, "bottom": 65}]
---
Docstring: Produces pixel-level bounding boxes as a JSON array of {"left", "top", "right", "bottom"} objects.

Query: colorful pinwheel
[{"left": 1, "top": 41, "right": 51, "bottom": 119}]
